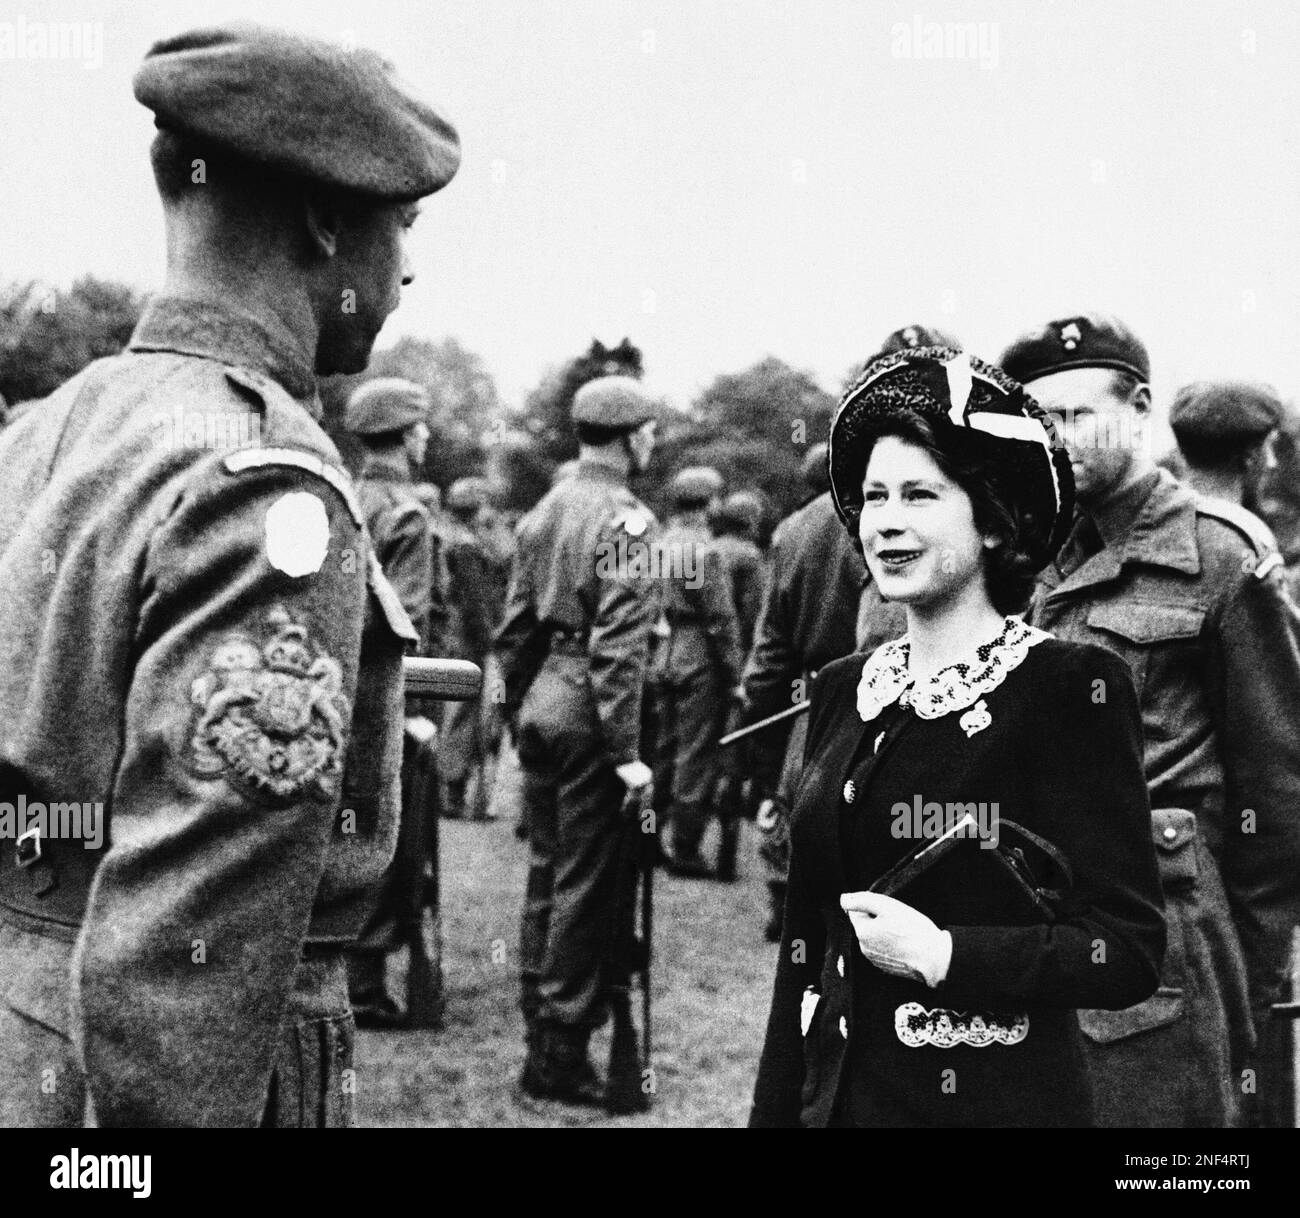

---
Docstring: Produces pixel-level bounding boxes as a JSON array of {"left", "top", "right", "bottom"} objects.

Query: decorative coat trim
[
  {"left": 856, "top": 616, "right": 1050, "bottom": 723},
  {"left": 895, "top": 1002, "right": 1029, "bottom": 1048}
]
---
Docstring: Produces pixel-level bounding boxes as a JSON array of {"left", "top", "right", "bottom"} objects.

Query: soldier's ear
[
  {"left": 1130, "top": 384, "right": 1152, "bottom": 414},
  {"left": 302, "top": 195, "right": 345, "bottom": 259}
]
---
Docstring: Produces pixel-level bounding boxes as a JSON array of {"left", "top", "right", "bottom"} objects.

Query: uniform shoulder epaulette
[
  {"left": 222, "top": 446, "right": 364, "bottom": 528},
  {"left": 1194, "top": 496, "right": 1283, "bottom": 580}
]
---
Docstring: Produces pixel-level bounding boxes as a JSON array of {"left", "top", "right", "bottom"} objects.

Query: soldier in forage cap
[
  {"left": 439, "top": 477, "right": 504, "bottom": 821},
  {"left": 705, "top": 490, "right": 768, "bottom": 880},
  {"left": 342, "top": 379, "right": 444, "bottom": 1028},
  {"left": 1002, "top": 312, "right": 1300, "bottom": 1128},
  {"left": 0, "top": 22, "right": 460, "bottom": 1127},
  {"left": 651, "top": 466, "right": 744, "bottom": 878},
  {"left": 493, "top": 375, "right": 661, "bottom": 1105}
]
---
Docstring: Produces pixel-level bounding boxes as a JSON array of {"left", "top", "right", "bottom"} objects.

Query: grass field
[{"left": 354, "top": 750, "right": 778, "bottom": 1128}]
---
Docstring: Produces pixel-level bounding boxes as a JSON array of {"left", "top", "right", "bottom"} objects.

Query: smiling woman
[{"left": 749, "top": 346, "right": 1166, "bottom": 1128}]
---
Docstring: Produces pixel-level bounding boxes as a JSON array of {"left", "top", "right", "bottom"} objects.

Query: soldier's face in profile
[
  {"left": 628, "top": 420, "right": 657, "bottom": 474},
  {"left": 1028, "top": 367, "right": 1150, "bottom": 504},
  {"left": 319, "top": 200, "right": 420, "bottom": 375}
]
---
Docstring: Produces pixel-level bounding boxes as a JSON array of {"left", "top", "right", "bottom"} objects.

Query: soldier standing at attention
[
  {"left": 654, "top": 467, "right": 744, "bottom": 878},
  {"left": 1003, "top": 313, "right": 1300, "bottom": 1127},
  {"left": 440, "top": 476, "right": 498, "bottom": 821},
  {"left": 343, "top": 379, "right": 441, "bottom": 1028},
  {"left": 706, "top": 490, "right": 767, "bottom": 881},
  {"left": 0, "top": 23, "right": 459, "bottom": 1126},
  {"left": 494, "top": 376, "right": 660, "bottom": 1106}
]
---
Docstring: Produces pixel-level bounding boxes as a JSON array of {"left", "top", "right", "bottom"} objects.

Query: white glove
[
  {"left": 404, "top": 715, "right": 437, "bottom": 745},
  {"left": 615, "top": 759, "right": 654, "bottom": 801},
  {"left": 839, "top": 891, "right": 953, "bottom": 989}
]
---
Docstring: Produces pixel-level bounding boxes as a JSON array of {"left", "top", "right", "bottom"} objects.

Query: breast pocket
[{"left": 1085, "top": 602, "right": 1204, "bottom": 697}]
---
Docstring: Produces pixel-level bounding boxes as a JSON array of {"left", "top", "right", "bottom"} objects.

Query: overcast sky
[{"left": 1, "top": 0, "right": 1297, "bottom": 417}]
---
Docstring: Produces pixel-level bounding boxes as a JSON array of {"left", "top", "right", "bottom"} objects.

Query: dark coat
[{"left": 749, "top": 632, "right": 1165, "bottom": 1128}]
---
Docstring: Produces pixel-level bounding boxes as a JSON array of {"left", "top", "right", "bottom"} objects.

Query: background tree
[
  {"left": 647, "top": 356, "right": 835, "bottom": 523},
  {"left": 0, "top": 276, "right": 145, "bottom": 407},
  {"left": 322, "top": 335, "right": 504, "bottom": 486}
]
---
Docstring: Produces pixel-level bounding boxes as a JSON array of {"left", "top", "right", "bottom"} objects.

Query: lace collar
[{"left": 856, "top": 616, "right": 1051, "bottom": 723}]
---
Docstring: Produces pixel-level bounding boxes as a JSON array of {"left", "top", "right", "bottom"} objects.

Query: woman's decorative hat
[{"left": 827, "top": 346, "right": 1074, "bottom": 572}]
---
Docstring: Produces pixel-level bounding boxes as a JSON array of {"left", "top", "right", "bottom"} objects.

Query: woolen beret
[
  {"left": 999, "top": 313, "right": 1150, "bottom": 385},
  {"left": 345, "top": 378, "right": 430, "bottom": 434},
  {"left": 829, "top": 347, "right": 1074, "bottom": 572},
  {"left": 571, "top": 376, "right": 658, "bottom": 431},
  {"left": 669, "top": 466, "right": 725, "bottom": 508},
  {"left": 1170, "top": 381, "right": 1282, "bottom": 445},
  {"left": 134, "top": 22, "right": 460, "bottom": 201}
]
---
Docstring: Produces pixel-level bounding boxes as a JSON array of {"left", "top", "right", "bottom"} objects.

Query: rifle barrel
[{"left": 717, "top": 699, "right": 810, "bottom": 747}]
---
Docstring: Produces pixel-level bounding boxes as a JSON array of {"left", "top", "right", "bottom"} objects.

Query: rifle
[
  {"left": 400, "top": 657, "right": 482, "bottom": 1028},
  {"left": 717, "top": 699, "right": 809, "bottom": 747},
  {"left": 605, "top": 783, "right": 654, "bottom": 1114}
]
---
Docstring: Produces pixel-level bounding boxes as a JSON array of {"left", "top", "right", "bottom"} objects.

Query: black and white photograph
[{"left": 1, "top": 0, "right": 1297, "bottom": 1189}]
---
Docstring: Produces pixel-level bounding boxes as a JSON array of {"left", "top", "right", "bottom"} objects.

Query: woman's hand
[{"left": 839, "top": 892, "right": 953, "bottom": 988}]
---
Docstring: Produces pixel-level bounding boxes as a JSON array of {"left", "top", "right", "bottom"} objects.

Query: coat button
[
  {"left": 839, "top": 1016, "right": 849, "bottom": 1040},
  {"left": 1163, "top": 825, "right": 1177, "bottom": 841},
  {"left": 843, "top": 780, "right": 856, "bottom": 804},
  {"left": 837, "top": 954, "right": 845, "bottom": 977}
]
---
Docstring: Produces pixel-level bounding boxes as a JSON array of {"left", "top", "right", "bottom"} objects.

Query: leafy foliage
[{"left": 0, "top": 276, "right": 145, "bottom": 408}]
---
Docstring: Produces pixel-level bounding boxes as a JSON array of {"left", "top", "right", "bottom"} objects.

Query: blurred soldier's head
[
  {"left": 570, "top": 375, "right": 660, "bottom": 475},
  {"left": 1000, "top": 313, "right": 1153, "bottom": 506},
  {"left": 134, "top": 23, "right": 460, "bottom": 376},
  {"left": 446, "top": 475, "right": 491, "bottom": 524},
  {"left": 710, "top": 490, "right": 764, "bottom": 542},
  {"left": 345, "top": 378, "right": 431, "bottom": 468},
  {"left": 669, "top": 466, "right": 725, "bottom": 517},
  {"left": 1170, "top": 381, "right": 1283, "bottom": 512}
]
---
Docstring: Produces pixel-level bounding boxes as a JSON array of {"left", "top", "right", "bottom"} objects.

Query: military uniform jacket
[
  {"left": 442, "top": 518, "right": 495, "bottom": 662},
  {"left": 742, "top": 492, "right": 865, "bottom": 721},
  {"left": 356, "top": 450, "right": 433, "bottom": 651},
  {"left": 1030, "top": 470, "right": 1300, "bottom": 1037},
  {"left": 0, "top": 296, "right": 415, "bottom": 1126},
  {"left": 494, "top": 461, "right": 658, "bottom": 767},
  {"left": 656, "top": 519, "right": 743, "bottom": 689},
  {"left": 709, "top": 532, "right": 765, "bottom": 657},
  {"left": 749, "top": 626, "right": 1165, "bottom": 1127}
]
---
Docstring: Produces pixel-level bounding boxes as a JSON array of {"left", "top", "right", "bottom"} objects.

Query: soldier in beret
[
  {"left": 1002, "top": 313, "right": 1300, "bottom": 1127},
  {"left": 439, "top": 476, "right": 502, "bottom": 821},
  {"left": 342, "top": 379, "right": 443, "bottom": 1028},
  {"left": 707, "top": 491, "right": 768, "bottom": 880},
  {"left": 0, "top": 23, "right": 459, "bottom": 1126},
  {"left": 494, "top": 376, "right": 661, "bottom": 1105},
  {"left": 1170, "top": 381, "right": 1284, "bottom": 529},
  {"left": 653, "top": 466, "right": 745, "bottom": 878}
]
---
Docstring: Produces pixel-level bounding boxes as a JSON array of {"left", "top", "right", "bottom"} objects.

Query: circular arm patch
[{"left": 265, "top": 492, "right": 330, "bottom": 577}]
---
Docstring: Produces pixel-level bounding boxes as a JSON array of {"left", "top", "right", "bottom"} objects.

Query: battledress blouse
[{"left": 749, "top": 617, "right": 1166, "bottom": 1128}]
